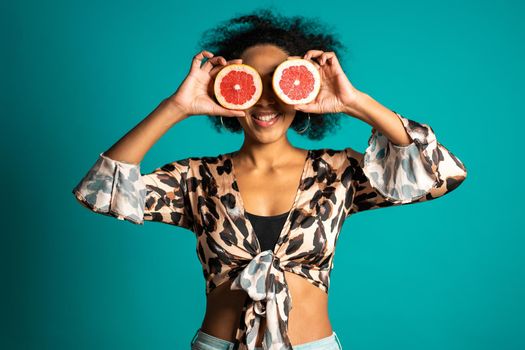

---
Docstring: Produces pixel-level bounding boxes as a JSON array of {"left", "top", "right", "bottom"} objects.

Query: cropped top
[
  {"left": 245, "top": 210, "right": 290, "bottom": 252},
  {"left": 71, "top": 111, "right": 467, "bottom": 350}
]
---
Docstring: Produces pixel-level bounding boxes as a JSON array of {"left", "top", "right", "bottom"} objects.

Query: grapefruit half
[
  {"left": 214, "top": 64, "right": 263, "bottom": 110},
  {"left": 272, "top": 58, "right": 321, "bottom": 105}
]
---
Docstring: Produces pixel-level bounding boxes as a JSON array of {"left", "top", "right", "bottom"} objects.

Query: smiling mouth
[
  {"left": 251, "top": 112, "right": 282, "bottom": 127},
  {"left": 252, "top": 112, "right": 281, "bottom": 121}
]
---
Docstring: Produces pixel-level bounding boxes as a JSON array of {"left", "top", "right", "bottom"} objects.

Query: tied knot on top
[{"left": 230, "top": 250, "right": 294, "bottom": 350}]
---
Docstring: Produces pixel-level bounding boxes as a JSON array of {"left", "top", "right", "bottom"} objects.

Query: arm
[
  {"left": 344, "top": 91, "right": 414, "bottom": 146},
  {"left": 342, "top": 93, "right": 468, "bottom": 216},
  {"left": 71, "top": 50, "right": 246, "bottom": 228},
  {"left": 101, "top": 98, "right": 188, "bottom": 165},
  {"left": 292, "top": 49, "right": 467, "bottom": 217},
  {"left": 71, "top": 99, "right": 195, "bottom": 227}
]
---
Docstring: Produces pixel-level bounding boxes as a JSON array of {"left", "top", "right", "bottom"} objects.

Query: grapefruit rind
[
  {"left": 272, "top": 58, "right": 321, "bottom": 105},
  {"left": 214, "top": 64, "right": 263, "bottom": 110}
]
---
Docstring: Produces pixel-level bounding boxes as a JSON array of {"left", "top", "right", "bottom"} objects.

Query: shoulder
[
  {"left": 170, "top": 153, "right": 231, "bottom": 179},
  {"left": 161, "top": 153, "right": 221, "bottom": 168},
  {"left": 308, "top": 147, "right": 364, "bottom": 177},
  {"left": 309, "top": 147, "right": 353, "bottom": 165}
]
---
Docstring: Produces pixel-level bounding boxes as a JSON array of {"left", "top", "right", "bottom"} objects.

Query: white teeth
[{"left": 254, "top": 113, "right": 279, "bottom": 121}]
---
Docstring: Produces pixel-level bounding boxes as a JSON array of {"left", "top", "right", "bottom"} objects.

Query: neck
[{"left": 234, "top": 138, "right": 302, "bottom": 168}]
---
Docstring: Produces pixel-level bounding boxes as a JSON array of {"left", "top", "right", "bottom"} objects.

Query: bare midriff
[{"left": 200, "top": 271, "right": 333, "bottom": 347}]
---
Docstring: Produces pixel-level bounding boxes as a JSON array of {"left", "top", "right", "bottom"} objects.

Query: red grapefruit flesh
[
  {"left": 214, "top": 64, "right": 263, "bottom": 110},
  {"left": 272, "top": 58, "right": 321, "bottom": 105}
]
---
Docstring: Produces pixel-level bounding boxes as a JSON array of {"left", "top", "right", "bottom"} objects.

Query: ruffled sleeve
[
  {"left": 72, "top": 152, "right": 195, "bottom": 231},
  {"left": 344, "top": 110, "right": 467, "bottom": 216}
]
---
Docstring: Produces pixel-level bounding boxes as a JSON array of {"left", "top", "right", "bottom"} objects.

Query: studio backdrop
[{"left": 2, "top": 1, "right": 523, "bottom": 350}]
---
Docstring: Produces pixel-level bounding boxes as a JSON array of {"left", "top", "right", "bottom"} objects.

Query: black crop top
[{"left": 244, "top": 210, "right": 290, "bottom": 252}]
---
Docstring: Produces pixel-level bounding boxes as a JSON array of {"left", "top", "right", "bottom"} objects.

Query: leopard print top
[{"left": 72, "top": 111, "right": 468, "bottom": 350}]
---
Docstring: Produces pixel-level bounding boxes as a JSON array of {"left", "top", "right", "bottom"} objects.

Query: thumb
[
  {"left": 220, "top": 108, "right": 246, "bottom": 117},
  {"left": 294, "top": 104, "right": 315, "bottom": 113}
]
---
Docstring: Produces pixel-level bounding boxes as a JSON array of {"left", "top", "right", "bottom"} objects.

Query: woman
[{"left": 72, "top": 9, "right": 467, "bottom": 350}]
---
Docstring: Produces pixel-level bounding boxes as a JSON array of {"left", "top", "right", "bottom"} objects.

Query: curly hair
[{"left": 197, "top": 7, "right": 349, "bottom": 140}]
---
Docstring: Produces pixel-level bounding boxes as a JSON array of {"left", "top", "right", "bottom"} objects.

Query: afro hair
[{"left": 197, "top": 7, "right": 349, "bottom": 140}]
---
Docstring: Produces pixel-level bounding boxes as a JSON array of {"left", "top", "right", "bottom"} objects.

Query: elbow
[
  {"left": 72, "top": 188, "right": 96, "bottom": 211},
  {"left": 433, "top": 165, "right": 468, "bottom": 198},
  {"left": 452, "top": 156, "right": 468, "bottom": 188},
  {"left": 445, "top": 170, "right": 467, "bottom": 193},
  {"left": 72, "top": 187, "right": 145, "bottom": 225},
  {"left": 436, "top": 145, "right": 468, "bottom": 194},
  {"left": 72, "top": 187, "right": 109, "bottom": 214},
  {"left": 425, "top": 160, "right": 467, "bottom": 200}
]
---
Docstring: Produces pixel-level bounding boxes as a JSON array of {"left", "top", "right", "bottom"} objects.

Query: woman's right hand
[{"left": 167, "top": 50, "right": 246, "bottom": 118}]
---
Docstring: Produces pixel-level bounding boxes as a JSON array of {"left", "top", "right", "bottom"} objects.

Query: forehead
[{"left": 240, "top": 44, "right": 289, "bottom": 75}]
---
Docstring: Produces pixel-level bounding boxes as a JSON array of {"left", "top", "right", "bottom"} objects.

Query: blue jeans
[{"left": 190, "top": 328, "right": 343, "bottom": 350}]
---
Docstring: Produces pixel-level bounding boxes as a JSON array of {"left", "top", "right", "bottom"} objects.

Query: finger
[
  {"left": 325, "top": 55, "right": 340, "bottom": 66},
  {"left": 303, "top": 50, "right": 325, "bottom": 60},
  {"left": 287, "top": 54, "right": 320, "bottom": 70},
  {"left": 202, "top": 56, "right": 226, "bottom": 73},
  {"left": 191, "top": 50, "right": 214, "bottom": 72},
  {"left": 217, "top": 108, "right": 246, "bottom": 117},
  {"left": 210, "top": 65, "right": 225, "bottom": 79},
  {"left": 320, "top": 52, "right": 336, "bottom": 65},
  {"left": 307, "top": 59, "right": 321, "bottom": 71},
  {"left": 209, "top": 59, "right": 243, "bottom": 79},
  {"left": 227, "top": 59, "right": 243, "bottom": 65},
  {"left": 293, "top": 103, "right": 318, "bottom": 113}
]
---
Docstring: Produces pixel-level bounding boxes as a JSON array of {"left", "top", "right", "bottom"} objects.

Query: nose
[{"left": 255, "top": 77, "right": 277, "bottom": 107}]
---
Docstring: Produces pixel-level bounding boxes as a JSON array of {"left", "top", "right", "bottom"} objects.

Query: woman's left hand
[{"left": 291, "top": 50, "right": 362, "bottom": 115}]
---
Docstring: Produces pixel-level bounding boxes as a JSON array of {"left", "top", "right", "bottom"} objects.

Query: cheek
[
  {"left": 283, "top": 109, "right": 297, "bottom": 124},
  {"left": 278, "top": 101, "right": 295, "bottom": 114}
]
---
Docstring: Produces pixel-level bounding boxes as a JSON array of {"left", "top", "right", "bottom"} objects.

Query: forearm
[
  {"left": 344, "top": 91, "right": 412, "bottom": 146},
  {"left": 103, "top": 98, "right": 189, "bottom": 164}
]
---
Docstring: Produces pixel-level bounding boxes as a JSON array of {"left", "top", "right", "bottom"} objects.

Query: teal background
[{"left": 2, "top": 0, "right": 523, "bottom": 349}]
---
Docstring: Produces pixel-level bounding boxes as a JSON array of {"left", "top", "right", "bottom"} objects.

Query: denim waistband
[
  {"left": 190, "top": 328, "right": 233, "bottom": 350},
  {"left": 190, "top": 328, "right": 343, "bottom": 349}
]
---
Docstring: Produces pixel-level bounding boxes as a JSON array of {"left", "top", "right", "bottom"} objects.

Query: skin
[
  {"left": 103, "top": 43, "right": 415, "bottom": 346},
  {"left": 199, "top": 45, "right": 337, "bottom": 346},
  {"left": 171, "top": 44, "right": 413, "bottom": 346}
]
